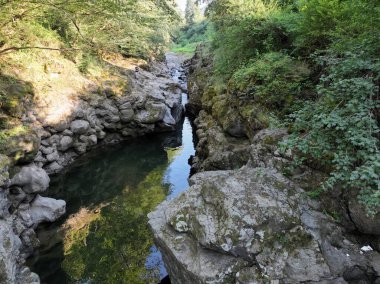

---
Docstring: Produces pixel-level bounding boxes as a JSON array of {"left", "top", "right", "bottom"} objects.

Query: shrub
[
  {"left": 230, "top": 52, "right": 310, "bottom": 114},
  {"left": 282, "top": 50, "right": 380, "bottom": 214}
]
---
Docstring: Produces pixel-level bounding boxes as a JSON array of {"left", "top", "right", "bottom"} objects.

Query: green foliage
[
  {"left": 295, "top": 0, "right": 380, "bottom": 55},
  {"left": 283, "top": 50, "right": 380, "bottom": 214},
  {"left": 78, "top": 52, "right": 100, "bottom": 74},
  {"left": 200, "top": 0, "right": 380, "bottom": 213},
  {"left": 172, "top": 20, "right": 212, "bottom": 54},
  {"left": 230, "top": 52, "right": 310, "bottom": 114},
  {"left": 0, "top": 74, "right": 33, "bottom": 118},
  {"left": 323, "top": 209, "right": 342, "bottom": 222},
  {"left": 185, "top": 0, "right": 202, "bottom": 25},
  {"left": 209, "top": 0, "right": 291, "bottom": 76},
  {"left": 0, "top": 125, "right": 29, "bottom": 149},
  {"left": 62, "top": 165, "right": 169, "bottom": 283},
  {"left": 307, "top": 189, "right": 323, "bottom": 200},
  {"left": 0, "top": 0, "right": 180, "bottom": 59}
]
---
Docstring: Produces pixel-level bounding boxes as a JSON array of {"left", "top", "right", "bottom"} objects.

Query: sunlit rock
[
  {"left": 25, "top": 195, "right": 66, "bottom": 227},
  {"left": 135, "top": 102, "right": 167, "bottom": 124},
  {"left": 11, "top": 165, "right": 50, "bottom": 194},
  {"left": 149, "top": 166, "right": 380, "bottom": 283}
]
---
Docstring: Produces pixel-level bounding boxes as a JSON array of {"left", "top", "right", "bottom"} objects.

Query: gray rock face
[
  {"left": 70, "top": 120, "right": 90, "bottom": 135},
  {"left": 58, "top": 136, "right": 74, "bottom": 151},
  {"left": 120, "top": 108, "right": 134, "bottom": 123},
  {"left": 0, "top": 198, "right": 40, "bottom": 284},
  {"left": 73, "top": 142, "right": 87, "bottom": 154},
  {"left": 347, "top": 189, "right": 380, "bottom": 235},
  {"left": 149, "top": 165, "right": 380, "bottom": 283},
  {"left": 11, "top": 165, "right": 50, "bottom": 194},
  {"left": 44, "top": 161, "right": 63, "bottom": 174},
  {"left": 31, "top": 53, "right": 184, "bottom": 175},
  {"left": 46, "top": 151, "right": 59, "bottom": 162},
  {"left": 186, "top": 44, "right": 212, "bottom": 116},
  {"left": 191, "top": 111, "right": 250, "bottom": 173},
  {"left": 24, "top": 195, "right": 66, "bottom": 226},
  {"left": 135, "top": 102, "right": 167, "bottom": 124},
  {"left": 0, "top": 220, "right": 21, "bottom": 284},
  {"left": 162, "top": 106, "right": 176, "bottom": 126}
]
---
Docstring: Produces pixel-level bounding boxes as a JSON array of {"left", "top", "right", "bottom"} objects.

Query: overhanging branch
[{"left": 0, "top": 46, "right": 79, "bottom": 56}]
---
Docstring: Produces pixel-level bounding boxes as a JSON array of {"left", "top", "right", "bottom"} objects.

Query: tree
[
  {"left": 185, "top": 0, "right": 201, "bottom": 25},
  {"left": 0, "top": 0, "right": 180, "bottom": 58}
]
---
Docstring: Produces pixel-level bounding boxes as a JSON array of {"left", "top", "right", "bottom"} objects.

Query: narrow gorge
[
  {"left": 149, "top": 47, "right": 380, "bottom": 284},
  {"left": 0, "top": 0, "right": 379, "bottom": 283}
]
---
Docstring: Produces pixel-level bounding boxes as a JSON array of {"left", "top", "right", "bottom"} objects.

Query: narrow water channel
[{"left": 28, "top": 59, "right": 195, "bottom": 283}]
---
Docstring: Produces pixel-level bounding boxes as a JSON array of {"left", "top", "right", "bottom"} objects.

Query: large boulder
[
  {"left": 149, "top": 166, "right": 380, "bottom": 283},
  {"left": 347, "top": 189, "right": 380, "bottom": 235},
  {"left": 11, "top": 165, "right": 50, "bottom": 194},
  {"left": 22, "top": 195, "right": 66, "bottom": 227},
  {"left": 134, "top": 102, "right": 167, "bottom": 124},
  {"left": 70, "top": 120, "right": 90, "bottom": 135},
  {"left": 58, "top": 136, "right": 74, "bottom": 151}
]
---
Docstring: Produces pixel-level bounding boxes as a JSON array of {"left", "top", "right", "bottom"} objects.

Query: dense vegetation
[
  {"left": 0, "top": 0, "right": 179, "bottom": 58},
  {"left": 0, "top": 0, "right": 180, "bottom": 159},
  {"left": 172, "top": 0, "right": 212, "bottom": 53},
  {"left": 184, "top": 0, "right": 379, "bottom": 214}
]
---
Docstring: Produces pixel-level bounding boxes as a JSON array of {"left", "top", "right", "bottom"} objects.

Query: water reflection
[{"left": 29, "top": 117, "right": 194, "bottom": 284}]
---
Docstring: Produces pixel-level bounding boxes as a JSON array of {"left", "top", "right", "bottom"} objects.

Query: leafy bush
[
  {"left": 202, "top": 0, "right": 380, "bottom": 213},
  {"left": 283, "top": 51, "right": 380, "bottom": 214},
  {"left": 209, "top": 0, "right": 293, "bottom": 76},
  {"left": 172, "top": 20, "right": 212, "bottom": 54},
  {"left": 230, "top": 52, "right": 310, "bottom": 114}
]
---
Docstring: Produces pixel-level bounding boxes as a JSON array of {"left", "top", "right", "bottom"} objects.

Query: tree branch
[{"left": 0, "top": 46, "right": 79, "bottom": 56}]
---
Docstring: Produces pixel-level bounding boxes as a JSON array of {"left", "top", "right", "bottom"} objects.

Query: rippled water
[{"left": 28, "top": 99, "right": 195, "bottom": 283}]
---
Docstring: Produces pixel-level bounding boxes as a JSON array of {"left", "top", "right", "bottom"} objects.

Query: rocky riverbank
[
  {"left": 0, "top": 54, "right": 186, "bottom": 283},
  {"left": 148, "top": 46, "right": 380, "bottom": 283}
]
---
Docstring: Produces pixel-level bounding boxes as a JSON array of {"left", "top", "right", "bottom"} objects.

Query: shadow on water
[{"left": 28, "top": 117, "right": 193, "bottom": 284}]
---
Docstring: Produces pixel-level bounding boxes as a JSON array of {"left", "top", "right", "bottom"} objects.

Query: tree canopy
[{"left": 0, "top": 0, "right": 180, "bottom": 58}]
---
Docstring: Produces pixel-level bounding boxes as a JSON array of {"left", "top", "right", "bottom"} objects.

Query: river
[{"left": 28, "top": 55, "right": 195, "bottom": 284}]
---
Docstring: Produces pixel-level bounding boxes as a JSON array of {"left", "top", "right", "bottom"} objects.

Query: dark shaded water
[{"left": 28, "top": 102, "right": 195, "bottom": 283}]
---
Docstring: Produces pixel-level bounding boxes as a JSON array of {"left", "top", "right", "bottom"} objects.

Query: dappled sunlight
[
  {"left": 0, "top": 47, "right": 139, "bottom": 127},
  {"left": 1, "top": 49, "right": 87, "bottom": 125},
  {"left": 102, "top": 52, "right": 147, "bottom": 71},
  {"left": 62, "top": 204, "right": 109, "bottom": 254}
]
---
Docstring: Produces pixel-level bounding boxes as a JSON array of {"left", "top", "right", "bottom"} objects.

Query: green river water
[{"left": 28, "top": 110, "right": 195, "bottom": 283}]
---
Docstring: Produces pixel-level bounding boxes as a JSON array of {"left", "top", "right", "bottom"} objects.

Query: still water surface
[{"left": 29, "top": 112, "right": 195, "bottom": 283}]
